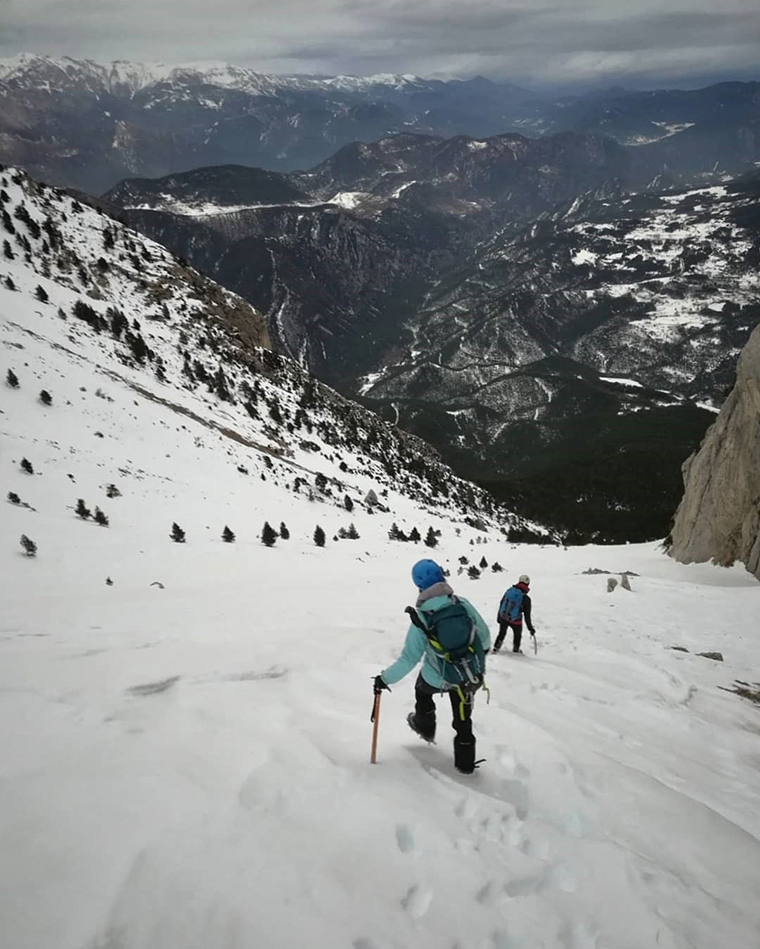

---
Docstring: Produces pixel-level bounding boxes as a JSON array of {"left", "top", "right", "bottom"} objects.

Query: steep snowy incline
[{"left": 2, "top": 463, "right": 759, "bottom": 948}]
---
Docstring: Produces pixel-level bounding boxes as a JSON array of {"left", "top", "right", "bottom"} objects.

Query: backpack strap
[{"left": 405, "top": 605, "right": 428, "bottom": 633}]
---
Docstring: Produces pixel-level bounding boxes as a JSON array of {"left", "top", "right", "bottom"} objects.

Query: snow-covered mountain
[
  {"left": 0, "top": 163, "right": 538, "bottom": 543},
  {"left": 1, "top": 53, "right": 757, "bottom": 193},
  {"left": 103, "top": 148, "right": 760, "bottom": 542},
  {"left": 3, "top": 171, "right": 760, "bottom": 949},
  {"left": 360, "top": 175, "right": 760, "bottom": 540},
  {"left": 104, "top": 133, "right": 631, "bottom": 383}
]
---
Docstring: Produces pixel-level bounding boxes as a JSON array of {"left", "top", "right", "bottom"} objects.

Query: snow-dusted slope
[
  {"left": 2, "top": 411, "right": 760, "bottom": 948},
  {"left": 0, "top": 164, "right": 522, "bottom": 528},
  {"left": 2, "top": 169, "right": 760, "bottom": 949}
]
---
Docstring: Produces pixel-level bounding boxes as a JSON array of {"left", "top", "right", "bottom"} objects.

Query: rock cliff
[{"left": 669, "top": 323, "right": 760, "bottom": 579}]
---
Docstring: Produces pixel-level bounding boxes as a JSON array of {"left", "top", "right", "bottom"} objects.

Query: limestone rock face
[{"left": 669, "top": 323, "right": 760, "bottom": 579}]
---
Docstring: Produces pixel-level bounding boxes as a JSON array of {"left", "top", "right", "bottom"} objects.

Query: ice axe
[
  {"left": 531, "top": 631, "right": 538, "bottom": 655},
  {"left": 370, "top": 691, "right": 382, "bottom": 763}
]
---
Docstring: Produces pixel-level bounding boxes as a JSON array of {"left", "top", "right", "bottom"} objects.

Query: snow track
[{"left": 1, "top": 530, "right": 759, "bottom": 948}]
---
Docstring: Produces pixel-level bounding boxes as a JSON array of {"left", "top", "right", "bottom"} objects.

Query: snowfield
[
  {"left": 2, "top": 166, "right": 760, "bottom": 949},
  {"left": 2, "top": 472, "right": 760, "bottom": 949}
]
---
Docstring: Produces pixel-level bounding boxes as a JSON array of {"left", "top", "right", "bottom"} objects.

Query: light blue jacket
[{"left": 382, "top": 586, "right": 491, "bottom": 690}]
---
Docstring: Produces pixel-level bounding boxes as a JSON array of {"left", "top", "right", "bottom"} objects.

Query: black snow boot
[
  {"left": 407, "top": 712, "right": 436, "bottom": 743},
  {"left": 454, "top": 736, "right": 476, "bottom": 774}
]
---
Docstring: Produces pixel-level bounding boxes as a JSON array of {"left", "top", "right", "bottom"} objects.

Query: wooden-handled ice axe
[{"left": 370, "top": 691, "right": 382, "bottom": 763}]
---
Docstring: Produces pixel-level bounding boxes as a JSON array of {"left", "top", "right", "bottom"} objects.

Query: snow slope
[{"left": 2, "top": 167, "right": 760, "bottom": 949}]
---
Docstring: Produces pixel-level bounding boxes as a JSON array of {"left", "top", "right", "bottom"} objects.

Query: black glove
[
  {"left": 373, "top": 675, "right": 391, "bottom": 694},
  {"left": 529, "top": 628, "right": 536, "bottom": 636}
]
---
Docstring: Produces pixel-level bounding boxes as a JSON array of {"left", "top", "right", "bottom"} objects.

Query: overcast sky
[{"left": 1, "top": 0, "right": 759, "bottom": 89}]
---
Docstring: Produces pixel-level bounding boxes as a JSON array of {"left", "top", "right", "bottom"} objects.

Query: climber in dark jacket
[{"left": 494, "top": 574, "right": 535, "bottom": 654}]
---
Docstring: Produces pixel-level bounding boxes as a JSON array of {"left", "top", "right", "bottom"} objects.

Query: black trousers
[
  {"left": 413, "top": 674, "right": 476, "bottom": 772},
  {"left": 495, "top": 620, "right": 523, "bottom": 652}
]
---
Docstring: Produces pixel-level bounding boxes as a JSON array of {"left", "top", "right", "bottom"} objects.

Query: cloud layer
[{"left": 1, "top": 0, "right": 759, "bottom": 88}]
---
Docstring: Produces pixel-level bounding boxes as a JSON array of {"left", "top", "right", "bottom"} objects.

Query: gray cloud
[{"left": 0, "top": 0, "right": 758, "bottom": 89}]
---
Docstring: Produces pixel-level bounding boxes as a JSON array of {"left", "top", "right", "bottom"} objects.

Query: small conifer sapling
[
  {"left": 20, "top": 534, "right": 37, "bottom": 557},
  {"left": 409, "top": 527, "right": 421, "bottom": 543},
  {"left": 279, "top": 522, "right": 290, "bottom": 540},
  {"left": 20, "top": 457, "right": 33, "bottom": 475},
  {"left": 425, "top": 526, "right": 438, "bottom": 548},
  {"left": 261, "top": 521, "right": 277, "bottom": 547},
  {"left": 35, "top": 285, "right": 49, "bottom": 303},
  {"left": 6, "top": 368, "right": 19, "bottom": 389},
  {"left": 170, "top": 522, "right": 186, "bottom": 543},
  {"left": 75, "top": 498, "right": 91, "bottom": 519},
  {"left": 222, "top": 525, "right": 236, "bottom": 543},
  {"left": 8, "top": 491, "right": 21, "bottom": 505},
  {"left": 94, "top": 507, "right": 109, "bottom": 527},
  {"left": 314, "top": 525, "right": 326, "bottom": 548},
  {"left": 39, "top": 389, "right": 52, "bottom": 406}
]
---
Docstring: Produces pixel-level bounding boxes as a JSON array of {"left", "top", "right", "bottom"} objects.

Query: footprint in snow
[
  {"left": 557, "top": 917, "right": 599, "bottom": 949},
  {"left": 401, "top": 884, "right": 433, "bottom": 919},
  {"left": 395, "top": 823, "right": 416, "bottom": 855}
]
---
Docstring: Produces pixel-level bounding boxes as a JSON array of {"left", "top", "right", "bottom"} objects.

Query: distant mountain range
[
  {"left": 1, "top": 54, "right": 758, "bottom": 193},
  {"left": 102, "top": 140, "right": 760, "bottom": 542}
]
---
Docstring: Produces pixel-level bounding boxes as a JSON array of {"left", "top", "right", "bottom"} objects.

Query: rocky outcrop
[{"left": 669, "top": 323, "right": 760, "bottom": 579}]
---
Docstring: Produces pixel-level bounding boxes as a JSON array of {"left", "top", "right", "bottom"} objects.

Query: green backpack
[{"left": 405, "top": 598, "right": 485, "bottom": 691}]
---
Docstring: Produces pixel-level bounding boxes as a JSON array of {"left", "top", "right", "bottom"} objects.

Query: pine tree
[
  {"left": 467, "top": 565, "right": 481, "bottom": 580},
  {"left": 388, "top": 522, "right": 401, "bottom": 540},
  {"left": 39, "top": 389, "right": 52, "bottom": 406},
  {"left": 35, "top": 285, "right": 49, "bottom": 303},
  {"left": 479, "top": 556, "right": 488, "bottom": 569},
  {"left": 279, "top": 522, "right": 290, "bottom": 540},
  {"left": 94, "top": 507, "right": 109, "bottom": 527},
  {"left": 170, "top": 522, "right": 186, "bottom": 543},
  {"left": 3, "top": 239, "right": 14, "bottom": 260},
  {"left": 20, "top": 457, "right": 33, "bottom": 475},
  {"left": 6, "top": 369, "right": 19, "bottom": 389},
  {"left": 261, "top": 521, "right": 277, "bottom": 547},
  {"left": 314, "top": 525, "right": 326, "bottom": 547},
  {"left": 344, "top": 495, "right": 354, "bottom": 512},
  {"left": 425, "top": 526, "right": 438, "bottom": 548},
  {"left": 76, "top": 498, "right": 91, "bottom": 519},
  {"left": 222, "top": 525, "right": 236, "bottom": 543},
  {"left": 347, "top": 522, "right": 360, "bottom": 539},
  {"left": 409, "top": 527, "right": 421, "bottom": 543},
  {"left": 105, "top": 577, "right": 113, "bottom": 586},
  {"left": 491, "top": 562, "right": 504, "bottom": 573},
  {"left": 106, "top": 483, "right": 121, "bottom": 498},
  {"left": 458, "top": 555, "right": 469, "bottom": 565},
  {"left": 7, "top": 492, "right": 21, "bottom": 504},
  {"left": 4, "top": 276, "right": 15, "bottom": 291},
  {"left": 19, "top": 534, "right": 37, "bottom": 557}
]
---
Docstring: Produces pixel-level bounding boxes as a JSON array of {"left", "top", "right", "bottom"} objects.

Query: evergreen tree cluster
[{"left": 75, "top": 498, "right": 109, "bottom": 525}]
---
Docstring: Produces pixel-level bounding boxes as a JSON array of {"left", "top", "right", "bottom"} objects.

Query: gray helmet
[{"left": 518, "top": 574, "right": 530, "bottom": 584}]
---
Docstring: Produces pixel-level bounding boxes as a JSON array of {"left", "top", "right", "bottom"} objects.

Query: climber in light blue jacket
[{"left": 373, "top": 559, "right": 491, "bottom": 773}]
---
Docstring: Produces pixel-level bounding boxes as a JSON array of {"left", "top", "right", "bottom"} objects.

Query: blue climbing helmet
[{"left": 412, "top": 559, "right": 444, "bottom": 590}]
